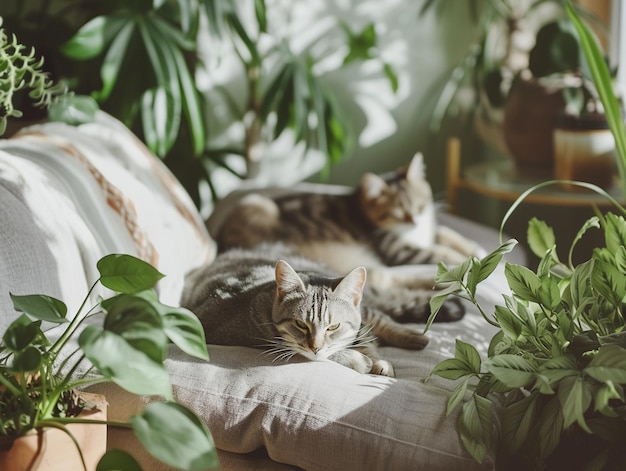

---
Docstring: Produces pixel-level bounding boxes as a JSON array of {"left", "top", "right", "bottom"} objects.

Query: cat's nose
[{"left": 309, "top": 342, "right": 321, "bottom": 354}]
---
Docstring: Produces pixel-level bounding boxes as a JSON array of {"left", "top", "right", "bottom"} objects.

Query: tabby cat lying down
[
  {"left": 184, "top": 153, "right": 483, "bottom": 375},
  {"left": 215, "top": 153, "right": 483, "bottom": 291},
  {"left": 181, "top": 244, "right": 464, "bottom": 377}
]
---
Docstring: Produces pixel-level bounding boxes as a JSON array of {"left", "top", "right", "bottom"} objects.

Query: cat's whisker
[
  {"left": 268, "top": 349, "right": 299, "bottom": 363},
  {"left": 350, "top": 339, "right": 375, "bottom": 348}
]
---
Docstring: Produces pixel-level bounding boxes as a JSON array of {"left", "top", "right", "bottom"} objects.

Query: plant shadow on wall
[
  {"left": 0, "top": 0, "right": 397, "bottom": 212},
  {"left": 425, "top": 3, "right": 626, "bottom": 470}
]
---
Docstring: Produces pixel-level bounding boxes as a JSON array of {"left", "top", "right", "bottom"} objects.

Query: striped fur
[
  {"left": 181, "top": 245, "right": 415, "bottom": 376},
  {"left": 216, "top": 153, "right": 481, "bottom": 290},
  {"left": 187, "top": 155, "right": 479, "bottom": 375}
]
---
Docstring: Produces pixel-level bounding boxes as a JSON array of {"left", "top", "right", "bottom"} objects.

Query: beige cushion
[{"left": 165, "top": 259, "right": 506, "bottom": 471}]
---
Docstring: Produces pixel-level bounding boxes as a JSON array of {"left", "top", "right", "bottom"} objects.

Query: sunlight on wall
[{"left": 196, "top": 0, "right": 477, "bottom": 197}]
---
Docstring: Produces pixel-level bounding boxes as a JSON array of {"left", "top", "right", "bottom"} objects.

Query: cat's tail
[{"left": 361, "top": 304, "right": 430, "bottom": 350}]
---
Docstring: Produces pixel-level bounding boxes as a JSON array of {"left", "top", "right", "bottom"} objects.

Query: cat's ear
[
  {"left": 335, "top": 266, "right": 367, "bottom": 307},
  {"left": 406, "top": 152, "right": 426, "bottom": 184},
  {"left": 275, "top": 260, "right": 306, "bottom": 300},
  {"left": 360, "top": 173, "right": 387, "bottom": 200}
]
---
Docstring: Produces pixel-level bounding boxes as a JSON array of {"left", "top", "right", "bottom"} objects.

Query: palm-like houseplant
[
  {"left": 1, "top": 0, "right": 395, "bottom": 208},
  {"left": 426, "top": 2, "right": 626, "bottom": 469}
]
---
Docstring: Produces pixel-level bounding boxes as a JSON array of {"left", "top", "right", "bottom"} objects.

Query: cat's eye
[
  {"left": 327, "top": 323, "right": 340, "bottom": 332},
  {"left": 295, "top": 320, "right": 308, "bottom": 330}
]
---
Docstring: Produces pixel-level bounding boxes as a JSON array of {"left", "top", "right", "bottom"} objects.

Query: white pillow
[
  {"left": 167, "top": 261, "right": 508, "bottom": 471},
  {"left": 0, "top": 111, "right": 215, "bottom": 324}
]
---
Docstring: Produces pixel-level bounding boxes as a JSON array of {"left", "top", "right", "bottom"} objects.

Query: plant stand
[{"left": 0, "top": 392, "right": 107, "bottom": 471}]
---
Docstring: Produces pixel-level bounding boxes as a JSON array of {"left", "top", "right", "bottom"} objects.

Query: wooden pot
[
  {"left": 0, "top": 392, "right": 107, "bottom": 471},
  {"left": 503, "top": 75, "right": 566, "bottom": 175}
]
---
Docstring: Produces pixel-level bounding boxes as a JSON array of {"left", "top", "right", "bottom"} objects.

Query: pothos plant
[
  {"left": 425, "top": 3, "right": 626, "bottom": 470},
  {"left": 0, "top": 254, "right": 217, "bottom": 471}
]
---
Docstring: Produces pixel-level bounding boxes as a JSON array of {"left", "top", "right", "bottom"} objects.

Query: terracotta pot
[
  {"left": 0, "top": 392, "right": 107, "bottom": 471},
  {"left": 503, "top": 75, "right": 566, "bottom": 175}
]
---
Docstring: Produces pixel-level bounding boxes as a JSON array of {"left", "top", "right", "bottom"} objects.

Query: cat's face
[
  {"left": 358, "top": 153, "right": 433, "bottom": 229},
  {"left": 270, "top": 260, "right": 366, "bottom": 361}
]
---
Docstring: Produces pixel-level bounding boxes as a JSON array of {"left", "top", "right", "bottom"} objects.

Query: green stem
[
  {"left": 528, "top": 336, "right": 551, "bottom": 357},
  {"left": 499, "top": 180, "right": 626, "bottom": 244},
  {"left": 50, "top": 280, "right": 100, "bottom": 356},
  {"left": 461, "top": 282, "right": 500, "bottom": 328},
  {"left": 0, "top": 373, "right": 21, "bottom": 396},
  {"left": 34, "top": 422, "right": 88, "bottom": 471},
  {"left": 63, "top": 375, "right": 110, "bottom": 391},
  {"left": 567, "top": 1, "right": 626, "bottom": 200}
]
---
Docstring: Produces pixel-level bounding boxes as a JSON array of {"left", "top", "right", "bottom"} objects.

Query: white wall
[{"left": 198, "top": 0, "right": 479, "bottom": 201}]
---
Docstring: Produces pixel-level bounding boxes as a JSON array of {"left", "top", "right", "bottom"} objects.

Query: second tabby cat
[
  {"left": 182, "top": 243, "right": 464, "bottom": 377},
  {"left": 213, "top": 153, "right": 483, "bottom": 293}
]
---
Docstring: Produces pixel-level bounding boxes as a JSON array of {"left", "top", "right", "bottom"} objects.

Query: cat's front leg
[
  {"left": 329, "top": 346, "right": 395, "bottom": 377},
  {"left": 357, "top": 344, "right": 395, "bottom": 377},
  {"left": 328, "top": 349, "right": 373, "bottom": 374}
]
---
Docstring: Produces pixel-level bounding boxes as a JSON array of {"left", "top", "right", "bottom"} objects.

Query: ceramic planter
[
  {"left": 553, "top": 112, "right": 616, "bottom": 189},
  {"left": 0, "top": 392, "right": 107, "bottom": 471}
]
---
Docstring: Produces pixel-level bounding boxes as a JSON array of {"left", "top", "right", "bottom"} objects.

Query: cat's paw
[
  {"left": 329, "top": 349, "right": 373, "bottom": 374},
  {"left": 370, "top": 359, "right": 395, "bottom": 377}
]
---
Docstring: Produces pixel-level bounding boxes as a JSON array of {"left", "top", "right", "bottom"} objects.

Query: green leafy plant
[
  {"left": 0, "top": 254, "right": 217, "bottom": 471},
  {"left": 0, "top": 16, "right": 65, "bottom": 135},
  {"left": 425, "top": 3, "right": 626, "bottom": 469},
  {"left": 427, "top": 213, "right": 626, "bottom": 469}
]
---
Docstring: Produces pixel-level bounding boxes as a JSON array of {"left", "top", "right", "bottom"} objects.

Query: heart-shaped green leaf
[
  {"left": 96, "top": 449, "right": 142, "bottom": 471},
  {"left": 131, "top": 402, "right": 217, "bottom": 471},
  {"left": 10, "top": 293, "right": 68, "bottom": 323},
  {"left": 103, "top": 294, "right": 167, "bottom": 363},
  {"left": 98, "top": 254, "right": 164, "bottom": 293},
  {"left": 79, "top": 325, "right": 172, "bottom": 399},
  {"left": 132, "top": 290, "right": 209, "bottom": 361},
  {"left": 3, "top": 314, "right": 44, "bottom": 351}
]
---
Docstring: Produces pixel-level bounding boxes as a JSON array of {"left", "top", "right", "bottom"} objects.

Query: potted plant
[
  {"left": 419, "top": 0, "right": 570, "bottom": 131},
  {"left": 426, "top": 3, "right": 626, "bottom": 469},
  {"left": 0, "top": 253, "right": 217, "bottom": 471},
  {"left": 501, "top": 17, "right": 610, "bottom": 175}
]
